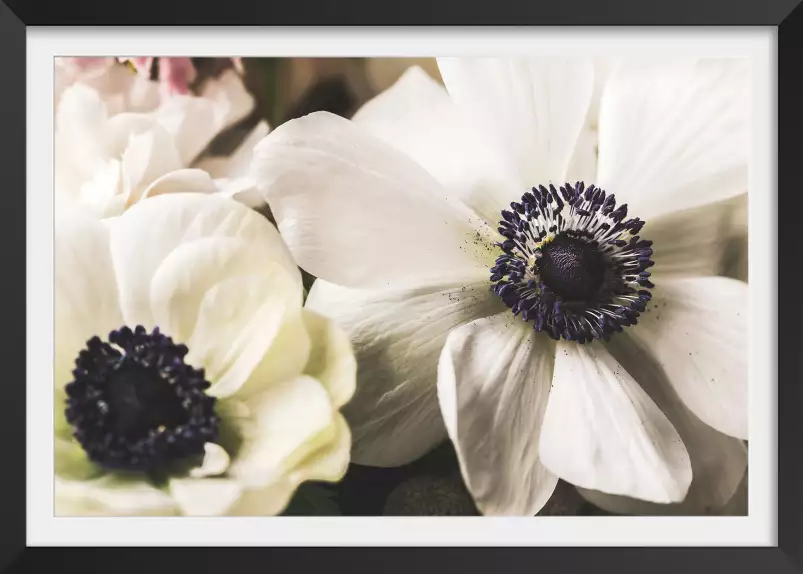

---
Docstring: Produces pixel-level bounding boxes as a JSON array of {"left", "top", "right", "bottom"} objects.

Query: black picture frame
[{"left": 3, "top": 1, "right": 800, "bottom": 572}]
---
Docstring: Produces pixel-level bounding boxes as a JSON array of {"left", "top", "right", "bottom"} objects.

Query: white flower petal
[
  {"left": 565, "top": 58, "right": 616, "bottom": 183},
  {"left": 147, "top": 237, "right": 259, "bottom": 342},
  {"left": 218, "top": 414, "right": 350, "bottom": 516},
  {"left": 577, "top": 335, "right": 748, "bottom": 515},
  {"left": 649, "top": 195, "right": 747, "bottom": 278},
  {"left": 565, "top": 126, "right": 598, "bottom": 187},
  {"left": 253, "top": 111, "right": 496, "bottom": 289},
  {"left": 228, "top": 414, "right": 353, "bottom": 517},
  {"left": 155, "top": 70, "right": 254, "bottom": 166},
  {"left": 109, "top": 193, "right": 301, "bottom": 328},
  {"left": 305, "top": 275, "right": 502, "bottom": 466},
  {"left": 540, "top": 341, "right": 692, "bottom": 503},
  {"left": 181, "top": 263, "right": 307, "bottom": 399},
  {"left": 597, "top": 58, "right": 749, "bottom": 219},
  {"left": 291, "top": 413, "right": 352, "bottom": 482},
  {"left": 55, "top": 85, "right": 112, "bottom": 195},
  {"left": 56, "top": 475, "right": 178, "bottom": 516},
  {"left": 189, "top": 442, "right": 231, "bottom": 478},
  {"left": 301, "top": 309, "right": 357, "bottom": 409},
  {"left": 76, "top": 159, "right": 127, "bottom": 217},
  {"left": 234, "top": 414, "right": 352, "bottom": 516},
  {"left": 153, "top": 98, "right": 223, "bottom": 165},
  {"left": 119, "top": 126, "right": 184, "bottom": 204},
  {"left": 55, "top": 212, "right": 123, "bottom": 388},
  {"left": 168, "top": 477, "right": 243, "bottom": 516},
  {"left": 210, "top": 277, "right": 310, "bottom": 399},
  {"left": 140, "top": 168, "right": 218, "bottom": 200},
  {"left": 56, "top": 84, "right": 108, "bottom": 147},
  {"left": 627, "top": 276, "right": 748, "bottom": 439},
  {"left": 225, "top": 375, "right": 336, "bottom": 489},
  {"left": 437, "top": 313, "right": 558, "bottom": 516},
  {"left": 353, "top": 66, "right": 522, "bottom": 226},
  {"left": 213, "top": 177, "right": 266, "bottom": 209},
  {"left": 437, "top": 57, "right": 595, "bottom": 187}
]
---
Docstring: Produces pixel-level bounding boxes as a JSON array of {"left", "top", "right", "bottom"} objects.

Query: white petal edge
[
  {"left": 565, "top": 58, "right": 617, "bottom": 183},
  {"left": 577, "top": 334, "right": 748, "bottom": 515},
  {"left": 437, "top": 57, "right": 595, "bottom": 188},
  {"left": 597, "top": 58, "right": 749, "bottom": 219},
  {"left": 180, "top": 263, "right": 309, "bottom": 399},
  {"left": 170, "top": 415, "right": 351, "bottom": 516},
  {"left": 253, "top": 111, "right": 496, "bottom": 289},
  {"left": 56, "top": 475, "right": 178, "bottom": 516},
  {"left": 189, "top": 442, "right": 231, "bottom": 478},
  {"left": 139, "top": 168, "right": 218, "bottom": 200},
  {"left": 627, "top": 275, "right": 748, "bottom": 439},
  {"left": 437, "top": 313, "right": 558, "bottom": 516},
  {"left": 225, "top": 375, "right": 337, "bottom": 489},
  {"left": 539, "top": 341, "right": 692, "bottom": 503},
  {"left": 168, "top": 478, "right": 244, "bottom": 516},
  {"left": 225, "top": 414, "right": 351, "bottom": 516},
  {"left": 301, "top": 308, "right": 357, "bottom": 409},
  {"left": 353, "top": 66, "right": 523, "bottom": 227},
  {"left": 305, "top": 274, "right": 503, "bottom": 466}
]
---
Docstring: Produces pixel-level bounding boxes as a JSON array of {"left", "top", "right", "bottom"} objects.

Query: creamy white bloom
[
  {"left": 54, "top": 58, "right": 158, "bottom": 113},
  {"left": 253, "top": 58, "right": 749, "bottom": 516},
  {"left": 55, "top": 61, "right": 265, "bottom": 218},
  {"left": 55, "top": 193, "right": 355, "bottom": 516}
]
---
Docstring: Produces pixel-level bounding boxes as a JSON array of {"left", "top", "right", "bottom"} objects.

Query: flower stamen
[
  {"left": 490, "top": 182, "right": 654, "bottom": 343},
  {"left": 64, "top": 325, "right": 219, "bottom": 471}
]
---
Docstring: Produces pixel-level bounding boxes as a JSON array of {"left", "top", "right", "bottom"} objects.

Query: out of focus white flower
[
  {"left": 55, "top": 58, "right": 265, "bottom": 217},
  {"left": 54, "top": 57, "right": 160, "bottom": 114},
  {"left": 55, "top": 193, "right": 355, "bottom": 516}
]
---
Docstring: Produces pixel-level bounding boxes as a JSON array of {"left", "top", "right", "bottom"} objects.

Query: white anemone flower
[
  {"left": 55, "top": 193, "right": 355, "bottom": 516},
  {"left": 252, "top": 58, "right": 750, "bottom": 516},
  {"left": 55, "top": 65, "right": 267, "bottom": 218}
]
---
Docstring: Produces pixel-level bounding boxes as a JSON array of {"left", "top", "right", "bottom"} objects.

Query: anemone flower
[
  {"left": 55, "top": 193, "right": 355, "bottom": 515},
  {"left": 252, "top": 58, "right": 749, "bottom": 516}
]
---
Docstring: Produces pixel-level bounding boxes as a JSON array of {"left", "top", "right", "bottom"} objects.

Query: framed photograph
[{"left": 3, "top": 0, "right": 801, "bottom": 571}]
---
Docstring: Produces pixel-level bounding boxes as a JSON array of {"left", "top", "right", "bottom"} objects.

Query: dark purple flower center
[
  {"left": 64, "top": 325, "right": 219, "bottom": 472},
  {"left": 490, "top": 182, "right": 655, "bottom": 343}
]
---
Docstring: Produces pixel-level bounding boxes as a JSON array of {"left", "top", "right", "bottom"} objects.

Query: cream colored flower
[
  {"left": 55, "top": 60, "right": 265, "bottom": 218},
  {"left": 253, "top": 58, "right": 749, "bottom": 516},
  {"left": 55, "top": 193, "right": 355, "bottom": 516}
]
